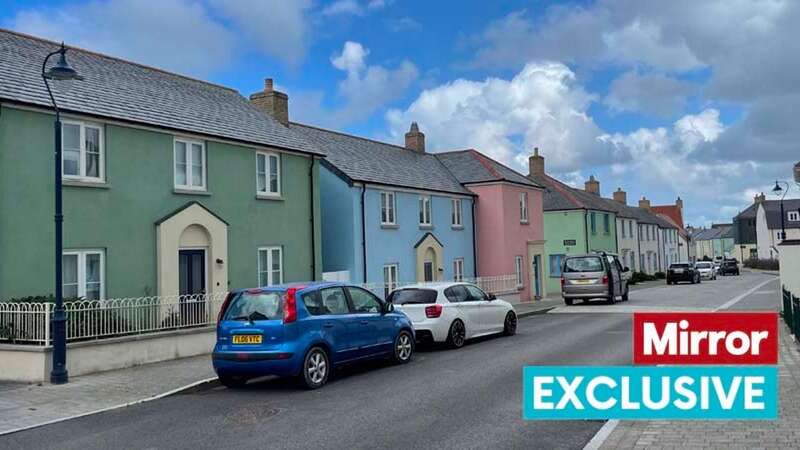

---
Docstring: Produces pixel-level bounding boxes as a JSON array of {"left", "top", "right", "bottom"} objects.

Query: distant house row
[
  {"left": 733, "top": 193, "right": 800, "bottom": 260},
  {"left": 0, "top": 29, "right": 689, "bottom": 304}
]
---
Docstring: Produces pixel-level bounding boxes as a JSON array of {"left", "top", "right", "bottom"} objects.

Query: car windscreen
[
  {"left": 670, "top": 263, "right": 690, "bottom": 269},
  {"left": 224, "top": 291, "right": 283, "bottom": 321},
  {"left": 563, "top": 257, "right": 604, "bottom": 273},
  {"left": 695, "top": 262, "right": 712, "bottom": 268},
  {"left": 388, "top": 289, "right": 438, "bottom": 305}
]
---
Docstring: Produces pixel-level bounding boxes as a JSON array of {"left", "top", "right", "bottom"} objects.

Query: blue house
[{"left": 293, "top": 122, "right": 476, "bottom": 296}]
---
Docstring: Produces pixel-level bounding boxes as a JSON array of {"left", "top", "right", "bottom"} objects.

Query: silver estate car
[{"left": 561, "top": 252, "right": 630, "bottom": 305}]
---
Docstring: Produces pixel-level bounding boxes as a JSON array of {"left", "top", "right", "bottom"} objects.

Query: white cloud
[
  {"left": 604, "top": 71, "right": 694, "bottom": 118},
  {"left": 322, "top": 0, "right": 364, "bottom": 16},
  {"left": 386, "top": 61, "right": 613, "bottom": 172},
  {"left": 292, "top": 41, "right": 418, "bottom": 128},
  {"left": 7, "top": 0, "right": 235, "bottom": 76},
  {"left": 210, "top": 0, "right": 312, "bottom": 67}
]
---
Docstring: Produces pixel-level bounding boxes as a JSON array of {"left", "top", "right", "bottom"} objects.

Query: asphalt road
[{"left": 3, "top": 271, "right": 779, "bottom": 450}]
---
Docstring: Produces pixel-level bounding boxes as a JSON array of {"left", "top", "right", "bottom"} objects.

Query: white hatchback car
[
  {"left": 388, "top": 282, "right": 517, "bottom": 348},
  {"left": 695, "top": 261, "right": 716, "bottom": 280}
]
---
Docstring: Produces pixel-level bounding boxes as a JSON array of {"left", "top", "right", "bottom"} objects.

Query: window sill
[
  {"left": 419, "top": 225, "right": 434, "bottom": 230},
  {"left": 64, "top": 180, "right": 110, "bottom": 189},
  {"left": 380, "top": 224, "right": 399, "bottom": 230},
  {"left": 451, "top": 225, "right": 464, "bottom": 230},
  {"left": 173, "top": 188, "right": 211, "bottom": 196},
  {"left": 255, "top": 194, "right": 284, "bottom": 201},
  {"left": 520, "top": 221, "right": 530, "bottom": 225}
]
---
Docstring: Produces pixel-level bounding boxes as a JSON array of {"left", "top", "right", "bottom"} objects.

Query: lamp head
[
  {"left": 772, "top": 181, "right": 783, "bottom": 195},
  {"left": 44, "top": 43, "right": 83, "bottom": 81}
]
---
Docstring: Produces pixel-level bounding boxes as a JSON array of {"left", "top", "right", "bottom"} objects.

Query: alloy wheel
[
  {"left": 396, "top": 332, "right": 413, "bottom": 361},
  {"left": 504, "top": 312, "right": 517, "bottom": 336},
  {"left": 450, "top": 320, "right": 466, "bottom": 348},
  {"left": 307, "top": 350, "right": 327, "bottom": 385}
]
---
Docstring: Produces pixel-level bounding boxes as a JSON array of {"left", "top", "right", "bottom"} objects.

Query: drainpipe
[
  {"left": 471, "top": 199, "right": 477, "bottom": 278},
  {"left": 584, "top": 210, "right": 590, "bottom": 253},
  {"left": 361, "top": 186, "right": 367, "bottom": 283},
  {"left": 636, "top": 223, "right": 642, "bottom": 272},
  {"left": 308, "top": 157, "right": 316, "bottom": 280}
]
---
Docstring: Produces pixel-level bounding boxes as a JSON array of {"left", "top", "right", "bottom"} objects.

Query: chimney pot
[
  {"left": 250, "top": 77, "right": 289, "bottom": 126},
  {"left": 639, "top": 196, "right": 651, "bottom": 210},
  {"left": 404, "top": 122, "right": 425, "bottom": 152},
  {"left": 584, "top": 175, "right": 600, "bottom": 195},
  {"left": 528, "top": 147, "right": 545, "bottom": 177},
  {"left": 613, "top": 187, "right": 627, "bottom": 204},
  {"left": 754, "top": 192, "right": 766, "bottom": 204}
]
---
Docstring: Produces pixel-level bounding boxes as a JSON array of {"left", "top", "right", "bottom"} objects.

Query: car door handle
[
  {"left": 323, "top": 322, "right": 335, "bottom": 328},
  {"left": 360, "top": 320, "right": 369, "bottom": 325}
]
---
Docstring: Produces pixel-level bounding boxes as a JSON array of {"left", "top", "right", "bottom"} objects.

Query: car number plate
[
  {"left": 574, "top": 279, "right": 593, "bottom": 284},
  {"left": 233, "top": 335, "right": 262, "bottom": 344},
  {"left": 673, "top": 269, "right": 683, "bottom": 273}
]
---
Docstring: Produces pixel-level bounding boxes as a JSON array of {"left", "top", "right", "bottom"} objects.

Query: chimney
[
  {"left": 613, "top": 187, "right": 627, "bottom": 204},
  {"left": 639, "top": 196, "right": 651, "bottom": 210},
  {"left": 404, "top": 122, "right": 425, "bottom": 152},
  {"left": 250, "top": 78, "right": 289, "bottom": 126},
  {"left": 754, "top": 192, "right": 766, "bottom": 204},
  {"left": 676, "top": 196, "right": 683, "bottom": 211},
  {"left": 528, "top": 147, "right": 545, "bottom": 177},
  {"left": 584, "top": 175, "right": 600, "bottom": 195}
]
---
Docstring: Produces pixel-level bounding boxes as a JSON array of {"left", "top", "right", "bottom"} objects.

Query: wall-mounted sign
[{"left": 563, "top": 239, "right": 577, "bottom": 246}]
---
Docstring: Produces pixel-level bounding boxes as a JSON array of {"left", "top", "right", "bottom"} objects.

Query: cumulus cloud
[
  {"left": 292, "top": 41, "right": 418, "bottom": 128},
  {"left": 321, "top": 0, "right": 364, "bottom": 16},
  {"left": 386, "top": 61, "right": 613, "bottom": 172},
  {"left": 604, "top": 71, "right": 695, "bottom": 118}
]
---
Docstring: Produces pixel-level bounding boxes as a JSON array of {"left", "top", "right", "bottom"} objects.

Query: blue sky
[{"left": 2, "top": 0, "right": 798, "bottom": 227}]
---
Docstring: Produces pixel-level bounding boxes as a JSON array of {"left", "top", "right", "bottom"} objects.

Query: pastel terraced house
[
  {"left": 286, "top": 118, "right": 475, "bottom": 298},
  {"left": 436, "top": 150, "right": 545, "bottom": 301},
  {"left": 0, "top": 30, "right": 324, "bottom": 300},
  {"left": 525, "top": 150, "right": 618, "bottom": 296}
]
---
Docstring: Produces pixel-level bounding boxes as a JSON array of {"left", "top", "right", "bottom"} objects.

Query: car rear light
[
  {"left": 601, "top": 275, "right": 609, "bottom": 285},
  {"left": 217, "top": 293, "right": 234, "bottom": 323},
  {"left": 560, "top": 277, "right": 565, "bottom": 288},
  {"left": 424, "top": 304, "right": 443, "bottom": 318},
  {"left": 283, "top": 287, "right": 298, "bottom": 324}
]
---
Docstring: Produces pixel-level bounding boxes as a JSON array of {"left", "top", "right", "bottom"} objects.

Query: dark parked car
[
  {"left": 719, "top": 259, "right": 740, "bottom": 276},
  {"left": 667, "top": 262, "right": 700, "bottom": 284}
]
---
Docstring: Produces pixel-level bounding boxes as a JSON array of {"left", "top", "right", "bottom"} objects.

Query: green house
[
  {"left": 527, "top": 152, "right": 617, "bottom": 296},
  {"left": 0, "top": 30, "right": 324, "bottom": 300}
]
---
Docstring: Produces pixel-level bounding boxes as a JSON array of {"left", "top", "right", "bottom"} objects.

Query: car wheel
[
  {"left": 446, "top": 319, "right": 466, "bottom": 349},
  {"left": 219, "top": 374, "right": 248, "bottom": 389},
  {"left": 564, "top": 298, "right": 573, "bottom": 306},
  {"left": 392, "top": 330, "right": 414, "bottom": 364},
  {"left": 503, "top": 311, "right": 517, "bottom": 336},
  {"left": 301, "top": 347, "right": 329, "bottom": 389}
]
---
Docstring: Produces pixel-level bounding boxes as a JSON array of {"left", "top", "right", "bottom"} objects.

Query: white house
[{"left": 756, "top": 199, "right": 800, "bottom": 259}]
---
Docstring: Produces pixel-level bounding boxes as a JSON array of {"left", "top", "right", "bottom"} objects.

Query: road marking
[
  {"left": 0, "top": 377, "right": 218, "bottom": 437},
  {"left": 549, "top": 305, "right": 713, "bottom": 314},
  {"left": 583, "top": 419, "right": 619, "bottom": 450},
  {"left": 715, "top": 277, "right": 780, "bottom": 311}
]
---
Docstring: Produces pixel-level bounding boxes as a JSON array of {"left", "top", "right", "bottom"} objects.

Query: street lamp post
[
  {"left": 772, "top": 180, "right": 789, "bottom": 244},
  {"left": 42, "top": 43, "right": 82, "bottom": 384}
]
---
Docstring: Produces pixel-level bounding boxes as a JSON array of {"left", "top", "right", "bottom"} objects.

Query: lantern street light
[
  {"left": 42, "top": 42, "right": 83, "bottom": 384},
  {"left": 771, "top": 181, "right": 789, "bottom": 243}
]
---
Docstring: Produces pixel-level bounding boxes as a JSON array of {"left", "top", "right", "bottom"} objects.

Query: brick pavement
[
  {"left": 600, "top": 324, "right": 800, "bottom": 449},
  {"left": 0, "top": 355, "right": 215, "bottom": 435}
]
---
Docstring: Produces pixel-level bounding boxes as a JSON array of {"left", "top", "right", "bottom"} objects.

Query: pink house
[{"left": 437, "top": 150, "right": 545, "bottom": 302}]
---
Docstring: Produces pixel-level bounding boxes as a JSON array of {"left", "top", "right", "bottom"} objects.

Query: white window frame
[
  {"left": 383, "top": 264, "right": 398, "bottom": 298},
  {"left": 789, "top": 211, "right": 800, "bottom": 222},
  {"left": 520, "top": 192, "right": 529, "bottom": 223},
  {"left": 62, "top": 249, "right": 105, "bottom": 300},
  {"left": 174, "top": 137, "right": 206, "bottom": 191},
  {"left": 451, "top": 199, "right": 463, "bottom": 227},
  {"left": 380, "top": 192, "right": 396, "bottom": 225},
  {"left": 257, "top": 246, "right": 283, "bottom": 287},
  {"left": 419, "top": 195, "right": 432, "bottom": 226},
  {"left": 453, "top": 258, "right": 464, "bottom": 282},
  {"left": 61, "top": 120, "right": 105, "bottom": 182},
  {"left": 515, "top": 256, "right": 524, "bottom": 288},
  {"left": 255, "top": 151, "right": 281, "bottom": 197}
]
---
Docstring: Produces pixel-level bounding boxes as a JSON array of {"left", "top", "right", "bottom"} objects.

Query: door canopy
[{"left": 414, "top": 232, "right": 444, "bottom": 282}]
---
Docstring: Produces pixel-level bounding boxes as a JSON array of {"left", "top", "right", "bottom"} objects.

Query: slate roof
[
  {"left": 291, "top": 123, "right": 473, "bottom": 195},
  {"left": 735, "top": 203, "right": 759, "bottom": 220},
  {"left": 435, "top": 150, "right": 542, "bottom": 188},
  {"left": 760, "top": 199, "right": 800, "bottom": 229},
  {"left": 0, "top": 29, "right": 322, "bottom": 156},
  {"left": 527, "top": 173, "right": 589, "bottom": 211},
  {"left": 693, "top": 224, "right": 735, "bottom": 241}
]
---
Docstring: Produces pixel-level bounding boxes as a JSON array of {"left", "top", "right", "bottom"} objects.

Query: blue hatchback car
[{"left": 212, "top": 282, "right": 415, "bottom": 389}]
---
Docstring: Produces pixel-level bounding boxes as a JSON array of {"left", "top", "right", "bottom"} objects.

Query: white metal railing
[
  {"left": 359, "top": 274, "right": 519, "bottom": 300},
  {"left": 0, "top": 293, "right": 227, "bottom": 346}
]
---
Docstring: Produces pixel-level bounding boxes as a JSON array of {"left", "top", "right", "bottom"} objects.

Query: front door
[
  {"left": 424, "top": 261, "right": 434, "bottom": 282},
  {"left": 532, "top": 255, "right": 542, "bottom": 299},
  {"left": 179, "top": 249, "right": 206, "bottom": 324}
]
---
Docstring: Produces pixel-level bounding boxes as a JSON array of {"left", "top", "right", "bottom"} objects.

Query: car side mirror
[
  {"left": 487, "top": 293, "right": 497, "bottom": 301},
  {"left": 383, "top": 302, "right": 394, "bottom": 314},
  {"left": 623, "top": 267, "right": 630, "bottom": 272}
]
